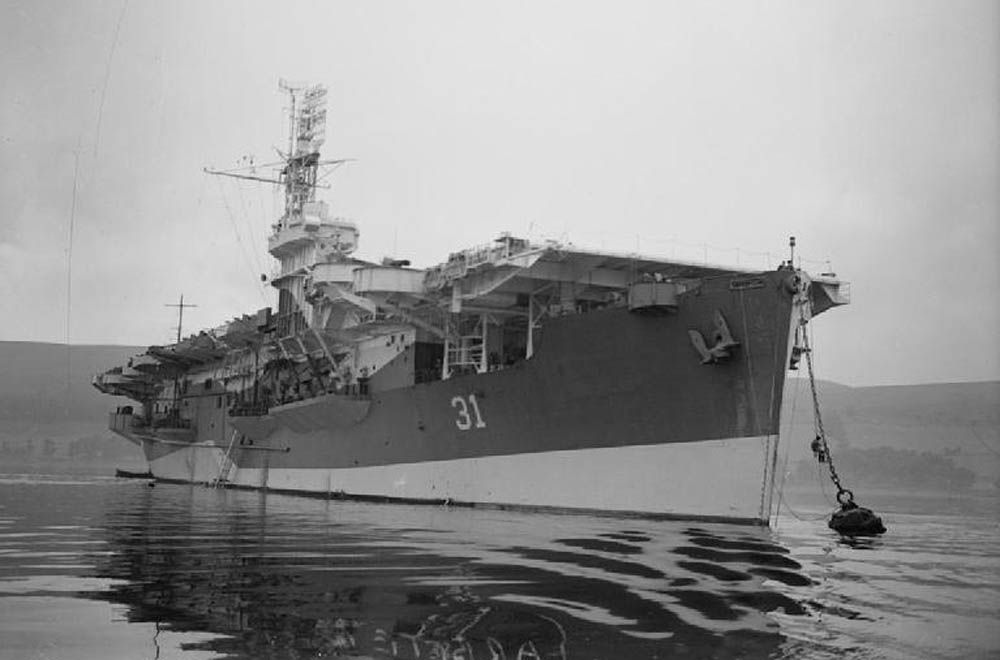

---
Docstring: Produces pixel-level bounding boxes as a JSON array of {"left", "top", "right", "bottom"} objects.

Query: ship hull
[
  {"left": 122, "top": 270, "right": 801, "bottom": 524},
  {"left": 233, "top": 434, "right": 778, "bottom": 522},
  {"left": 139, "top": 433, "right": 778, "bottom": 523},
  {"left": 141, "top": 440, "right": 227, "bottom": 485}
]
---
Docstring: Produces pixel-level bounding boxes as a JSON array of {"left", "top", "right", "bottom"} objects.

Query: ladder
[{"left": 211, "top": 429, "right": 240, "bottom": 488}]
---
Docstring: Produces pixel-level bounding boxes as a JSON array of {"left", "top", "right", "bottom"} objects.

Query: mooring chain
[
  {"left": 800, "top": 316, "right": 854, "bottom": 506},
  {"left": 795, "top": 270, "right": 885, "bottom": 536}
]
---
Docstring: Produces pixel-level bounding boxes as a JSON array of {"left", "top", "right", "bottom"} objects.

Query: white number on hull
[{"left": 451, "top": 394, "right": 486, "bottom": 430}]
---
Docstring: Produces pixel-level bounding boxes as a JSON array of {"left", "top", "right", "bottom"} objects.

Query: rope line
[
  {"left": 772, "top": 367, "right": 808, "bottom": 529},
  {"left": 763, "top": 301, "right": 786, "bottom": 522},
  {"left": 816, "top": 459, "right": 838, "bottom": 508},
  {"left": 778, "top": 486, "right": 828, "bottom": 523}
]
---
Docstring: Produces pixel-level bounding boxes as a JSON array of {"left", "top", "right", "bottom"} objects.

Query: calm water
[{"left": 0, "top": 471, "right": 997, "bottom": 660}]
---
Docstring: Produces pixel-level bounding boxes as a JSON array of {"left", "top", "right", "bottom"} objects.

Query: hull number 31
[{"left": 451, "top": 394, "right": 486, "bottom": 430}]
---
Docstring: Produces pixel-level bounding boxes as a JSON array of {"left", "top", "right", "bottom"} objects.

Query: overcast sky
[{"left": 2, "top": 0, "right": 997, "bottom": 387}]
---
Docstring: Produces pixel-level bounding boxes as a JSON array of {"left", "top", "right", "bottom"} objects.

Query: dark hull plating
[{"left": 233, "top": 271, "right": 795, "bottom": 470}]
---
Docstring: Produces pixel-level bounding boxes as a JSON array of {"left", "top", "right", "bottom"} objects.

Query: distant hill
[
  {"left": 0, "top": 341, "right": 143, "bottom": 465},
  {"left": 0, "top": 341, "right": 141, "bottom": 423},
  {"left": 781, "top": 378, "right": 999, "bottom": 489}
]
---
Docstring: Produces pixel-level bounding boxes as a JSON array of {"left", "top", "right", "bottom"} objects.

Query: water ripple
[{"left": 0, "top": 473, "right": 997, "bottom": 659}]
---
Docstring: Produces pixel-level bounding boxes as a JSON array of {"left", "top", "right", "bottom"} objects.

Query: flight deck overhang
[
  {"left": 432, "top": 243, "right": 750, "bottom": 311},
  {"left": 807, "top": 275, "right": 851, "bottom": 316}
]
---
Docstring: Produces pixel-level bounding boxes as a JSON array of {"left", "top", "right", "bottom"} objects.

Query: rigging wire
[
  {"left": 215, "top": 178, "right": 269, "bottom": 305},
  {"left": 314, "top": 160, "right": 349, "bottom": 185},
  {"left": 230, "top": 178, "right": 266, "bottom": 277},
  {"left": 258, "top": 181, "right": 273, "bottom": 236}
]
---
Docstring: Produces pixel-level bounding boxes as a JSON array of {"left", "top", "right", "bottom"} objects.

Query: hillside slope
[
  {"left": 781, "top": 378, "right": 999, "bottom": 488},
  {"left": 0, "top": 342, "right": 142, "bottom": 422},
  {"left": 0, "top": 342, "right": 142, "bottom": 463}
]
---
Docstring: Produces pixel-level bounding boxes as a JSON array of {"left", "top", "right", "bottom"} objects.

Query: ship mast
[
  {"left": 203, "top": 80, "right": 349, "bottom": 224},
  {"left": 164, "top": 294, "right": 197, "bottom": 415},
  {"left": 165, "top": 294, "right": 197, "bottom": 344},
  {"left": 203, "top": 81, "right": 357, "bottom": 396}
]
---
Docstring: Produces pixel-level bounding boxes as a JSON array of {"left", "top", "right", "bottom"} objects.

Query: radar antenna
[{"left": 203, "top": 80, "right": 353, "bottom": 227}]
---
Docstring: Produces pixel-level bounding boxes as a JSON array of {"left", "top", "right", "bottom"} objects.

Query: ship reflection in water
[{"left": 83, "top": 483, "right": 813, "bottom": 659}]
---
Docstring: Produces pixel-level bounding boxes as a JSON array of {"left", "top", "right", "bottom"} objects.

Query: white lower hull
[
  {"left": 143, "top": 440, "right": 226, "bottom": 484},
  {"left": 146, "top": 435, "right": 778, "bottom": 522}
]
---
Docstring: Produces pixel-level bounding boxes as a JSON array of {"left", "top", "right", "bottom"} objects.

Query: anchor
[{"left": 688, "top": 310, "right": 740, "bottom": 364}]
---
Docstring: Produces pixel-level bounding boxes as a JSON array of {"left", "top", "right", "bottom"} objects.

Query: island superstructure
[{"left": 93, "top": 81, "right": 850, "bottom": 524}]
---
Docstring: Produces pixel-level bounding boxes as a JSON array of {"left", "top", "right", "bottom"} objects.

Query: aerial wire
[
  {"left": 66, "top": 0, "right": 127, "bottom": 419},
  {"left": 93, "top": 0, "right": 129, "bottom": 157},
  {"left": 64, "top": 146, "right": 81, "bottom": 420}
]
